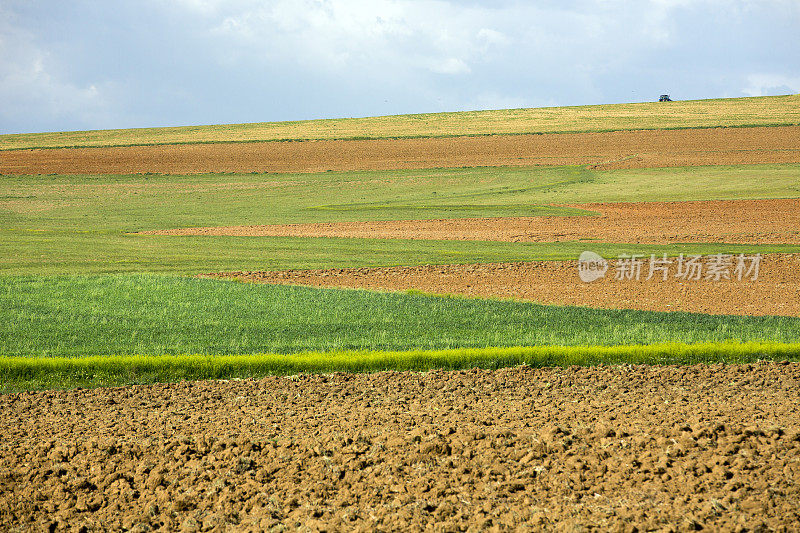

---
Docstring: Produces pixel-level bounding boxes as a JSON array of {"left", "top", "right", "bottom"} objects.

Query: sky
[{"left": 1, "top": 0, "right": 799, "bottom": 135}]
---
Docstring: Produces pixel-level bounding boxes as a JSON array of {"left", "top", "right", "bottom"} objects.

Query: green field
[
  {"left": 3, "top": 97, "right": 800, "bottom": 391},
  {"left": 1, "top": 94, "right": 798, "bottom": 150},
  {"left": 2, "top": 164, "right": 799, "bottom": 275},
  {"left": 2, "top": 275, "right": 800, "bottom": 391},
  {"left": 6, "top": 275, "right": 800, "bottom": 357}
]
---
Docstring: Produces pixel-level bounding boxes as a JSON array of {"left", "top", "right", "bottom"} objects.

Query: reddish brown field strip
[
  {"left": 3, "top": 365, "right": 800, "bottom": 531},
  {"left": 151, "top": 198, "right": 800, "bottom": 245},
  {"left": 210, "top": 254, "right": 800, "bottom": 317},
  {"left": 2, "top": 125, "right": 799, "bottom": 175}
]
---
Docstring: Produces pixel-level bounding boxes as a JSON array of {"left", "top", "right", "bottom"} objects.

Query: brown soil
[
  {"left": 2, "top": 364, "right": 799, "bottom": 531},
  {"left": 210, "top": 254, "right": 800, "bottom": 317},
  {"left": 150, "top": 198, "right": 800, "bottom": 246},
  {"left": 2, "top": 125, "right": 799, "bottom": 175}
]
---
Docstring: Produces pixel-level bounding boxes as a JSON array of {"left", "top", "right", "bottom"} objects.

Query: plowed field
[
  {"left": 3, "top": 364, "right": 799, "bottom": 531},
  {"left": 156, "top": 198, "right": 800, "bottom": 245},
  {"left": 210, "top": 253, "right": 800, "bottom": 317},
  {"left": 2, "top": 125, "right": 799, "bottom": 175}
]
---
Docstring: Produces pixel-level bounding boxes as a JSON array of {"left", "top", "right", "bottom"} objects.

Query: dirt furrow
[
  {"left": 155, "top": 198, "right": 800, "bottom": 246},
  {"left": 2, "top": 365, "right": 799, "bottom": 531},
  {"left": 2, "top": 125, "right": 799, "bottom": 175}
]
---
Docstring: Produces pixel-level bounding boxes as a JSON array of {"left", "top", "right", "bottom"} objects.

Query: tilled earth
[
  {"left": 2, "top": 126, "right": 799, "bottom": 175},
  {"left": 157, "top": 198, "right": 800, "bottom": 245},
  {"left": 209, "top": 253, "right": 800, "bottom": 317},
  {"left": 2, "top": 364, "right": 800, "bottom": 532}
]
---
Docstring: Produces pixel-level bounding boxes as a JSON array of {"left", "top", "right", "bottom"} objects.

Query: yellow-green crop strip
[{"left": 2, "top": 343, "right": 799, "bottom": 392}]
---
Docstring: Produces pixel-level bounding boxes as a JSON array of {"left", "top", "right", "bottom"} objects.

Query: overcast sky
[{"left": 1, "top": 0, "right": 798, "bottom": 135}]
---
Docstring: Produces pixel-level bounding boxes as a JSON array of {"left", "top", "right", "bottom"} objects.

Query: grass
[
  {"left": 3, "top": 153, "right": 800, "bottom": 390},
  {"left": 2, "top": 275, "right": 800, "bottom": 360},
  {"left": 2, "top": 164, "right": 799, "bottom": 275},
  {"left": 1, "top": 94, "right": 798, "bottom": 150},
  {"left": 3, "top": 233, "right": 799, "bottom": 276},
  {"left": 3, "top": 342, "right": 799, "bottom": 392}
]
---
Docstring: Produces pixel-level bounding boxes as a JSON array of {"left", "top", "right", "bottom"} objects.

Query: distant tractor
[{"left": 659, "top": 94, "right": 672, "bottom": 102}]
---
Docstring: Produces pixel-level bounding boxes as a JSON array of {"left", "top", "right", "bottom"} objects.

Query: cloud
[
  {"left": 203, "top": 0, "right": 500, "bottom": 76},
  {"left": 0, "top": 13, "right": 114, "bottom": 133},
  {"left": 742, "top": 74, "right": 800, "bottom": 97},
  {"left": 427, "top": 57, "right": 471, "bottom": 75},
  {"left": 0, "top": 0, "right": 798, "bottom": 133},
  {"left": 476, "top": 28, "right": 509, "bottom": 48}
]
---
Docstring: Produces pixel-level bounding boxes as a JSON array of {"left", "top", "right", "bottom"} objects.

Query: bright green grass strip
[{"left": 2, "top": 342, "right": 799, "bottom": 392}]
